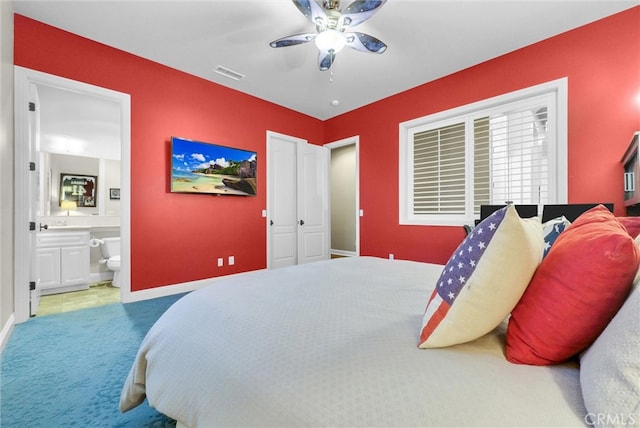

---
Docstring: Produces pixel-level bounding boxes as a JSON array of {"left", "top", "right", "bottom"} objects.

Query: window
[{"left": 399, "top": 79, "right": 567, "bottom": 226}]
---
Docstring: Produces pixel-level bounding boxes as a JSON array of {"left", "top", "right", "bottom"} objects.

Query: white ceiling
[{"left": 13, "top": 0, "right": 639, "bottom": 120}]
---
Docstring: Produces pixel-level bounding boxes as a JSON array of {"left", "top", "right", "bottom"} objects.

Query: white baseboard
[
  {"left": 0, "top": 313, "right": 15, "bottom": 354},
  {"left": 331, "top": 249, "right": 357, "bottom": 257},
  {"left": 121, "top": 270, "right": 266, "bottom": 304},
  {"left": 89, "top": 272, "right": 114, "bottom": 284}
]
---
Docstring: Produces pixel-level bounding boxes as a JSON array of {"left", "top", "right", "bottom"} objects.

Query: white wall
[
  {"left": 0, "top": 1, "right": 15, "bottom": 342},
  {"left": 330, "top": 144, "right": 357, "bottom": 253}
]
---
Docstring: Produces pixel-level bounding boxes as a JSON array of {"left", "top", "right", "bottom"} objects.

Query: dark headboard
[
  {"left": 541, "top": 203, "right": 614, "bottom": 222},
  {"left": 475, "top": 203, "right": 615, "bottom": 226},
  {"left": 480, "top": 204, "right": 538, "bottom": 221}
]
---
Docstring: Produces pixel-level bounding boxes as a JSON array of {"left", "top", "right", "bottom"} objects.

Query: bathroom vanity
[{"left": 36, "top": 229, "right": 91, "bottom": 295}]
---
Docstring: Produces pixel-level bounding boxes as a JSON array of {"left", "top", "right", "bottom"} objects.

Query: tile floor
[{"left": 36, "top": 282, "right": 121, "bottom": 316}]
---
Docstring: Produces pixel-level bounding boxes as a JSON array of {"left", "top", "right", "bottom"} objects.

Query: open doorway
[
  {"left": 14, "top": 66, "right": 131, "bottom": 323},
  {"left": 326, "top": 136, "right": 359, "bottom": 258}
]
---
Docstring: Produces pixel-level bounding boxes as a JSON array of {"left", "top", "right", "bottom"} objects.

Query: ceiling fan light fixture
[{"left": 315, "top": 29, "right": 346, "bottom": 53}]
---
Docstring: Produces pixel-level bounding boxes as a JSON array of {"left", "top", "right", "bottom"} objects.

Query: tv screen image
[{"left": 170, "top": 136, "right": 257, "bottom": 196}]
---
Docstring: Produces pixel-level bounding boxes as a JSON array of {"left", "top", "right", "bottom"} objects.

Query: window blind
[
  {"left": 413, "top": 122, "right": 466, "bottom": 214},
  {"left": 400, "top": 79, "right": 564, "bottom": 226},
  {"left": 476, "top": 106, "right": 549, "bottom": 209}
]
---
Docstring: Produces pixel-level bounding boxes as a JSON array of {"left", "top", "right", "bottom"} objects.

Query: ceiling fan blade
[
  {"left": 318, "top": 50, "right": 336, "bottom": 71},
  {"left": 345, "top": 32, "right": 387, "bottom": 53},
  {"left": 341, "top": 0, "right": 387, "bottom": 27},
  {"left": 292, "top": 0, "right": 328, "bottom": 28},
  {"left": 270, "top": 33, "right": 317, "bottom": 48}
]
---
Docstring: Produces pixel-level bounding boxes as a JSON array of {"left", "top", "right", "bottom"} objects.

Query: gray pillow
[{"left": 580, "top": 286, "right": 639, "bottom": 428}]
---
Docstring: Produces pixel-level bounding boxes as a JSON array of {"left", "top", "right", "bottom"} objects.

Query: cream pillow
[{"left": 419, "top": 205, "right": 544, "bottom": 348}]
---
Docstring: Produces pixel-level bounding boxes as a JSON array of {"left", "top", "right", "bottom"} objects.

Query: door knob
[
  {"left": 270, "top": 220, "right": 274, "bottom": 226},
  {"left": 299, "top": 219, "right": 305, "bottom": 225},
  {"left": 39, "top": 223, "right": 48, "bottom": 231}
]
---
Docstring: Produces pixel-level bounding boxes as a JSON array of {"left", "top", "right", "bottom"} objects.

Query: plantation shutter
[
  {"left": 400, "top": 81, "right": 562, "bottom": 226},
  {"left": 476, "top": 105, "right": 549, "bottom": 208},
  {"left": 474, "top": 117, "right": 491, "bottom": 215},
  {"left": 413, "top": 122, "right": 466, "bottom": 214}
]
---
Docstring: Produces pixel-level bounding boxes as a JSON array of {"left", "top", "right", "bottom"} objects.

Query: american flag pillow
[
  {"left": 419, "top": 205, "right": 544, "bottom": 349},
  {"left": 542, "top": 216, "right": 571, "bottom": 258}
]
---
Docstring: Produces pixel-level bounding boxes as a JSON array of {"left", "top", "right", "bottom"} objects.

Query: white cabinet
[{"left": 36, "top": 230, "right": 90, "bottom": 295}]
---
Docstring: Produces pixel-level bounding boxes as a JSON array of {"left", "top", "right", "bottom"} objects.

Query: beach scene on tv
[{"left": 171, "top": 137, "right": 257, "bottom": 196}]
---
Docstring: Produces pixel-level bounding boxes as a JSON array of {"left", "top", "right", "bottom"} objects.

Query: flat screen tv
[{"left": 170, "top": 136, "right": 257, "bottom": 196}]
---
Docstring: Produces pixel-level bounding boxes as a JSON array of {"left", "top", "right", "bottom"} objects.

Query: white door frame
[
  {"left": 325, "top": 136, "right": 360, "bottom": 256},
  {"left": 13, "top": 66, "right": 132, "bottom": 323}
]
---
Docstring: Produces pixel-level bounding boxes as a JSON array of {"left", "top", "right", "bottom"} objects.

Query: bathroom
[{"left": 34, "top": 83, "right": 122, "bottom": 315}]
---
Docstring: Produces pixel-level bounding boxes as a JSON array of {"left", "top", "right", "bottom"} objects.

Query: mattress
[{"left": 120, "top": 256, "right": 586, "bottom": 427}]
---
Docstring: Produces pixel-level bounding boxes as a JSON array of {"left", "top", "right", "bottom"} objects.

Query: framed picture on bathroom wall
[
  {"left": 109, "top": 188, "right": 120, "bottom": 200},
  {"left": 59, "top": 173, "right": 97, "bottom": 207}
]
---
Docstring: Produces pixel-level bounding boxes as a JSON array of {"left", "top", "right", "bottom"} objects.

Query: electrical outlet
[
  {"left": 228, "top": 256, "right": 235, "bottom": 266},
  {"left": 217, "top": 258, "right": 224, "bottom": 267}
]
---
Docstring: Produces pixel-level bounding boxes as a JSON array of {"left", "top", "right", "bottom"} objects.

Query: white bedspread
[{"left": 120, "top": 257, "right": 587, "bottom": 427}]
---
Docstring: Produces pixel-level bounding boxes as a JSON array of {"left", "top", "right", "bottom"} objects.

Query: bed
[{"left": 120, "top": 256, "right": 587, "bottom": 427}]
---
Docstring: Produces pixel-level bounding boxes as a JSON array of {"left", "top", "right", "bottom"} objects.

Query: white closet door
[
  {"left": 267, "top": 133, "right": 301, "bottom": 269},
  {"left": 297, "top": 142, "right": 330, "bottom": 264},
  {"left": 267, "top": 132, "right": 329, "bottom": 269}
]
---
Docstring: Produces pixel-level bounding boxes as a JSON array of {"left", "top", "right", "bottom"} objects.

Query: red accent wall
[
  {"left": 14, "top": 7, "right": 640, "bottom": 288},
  {"left": 14, "top": 15, "right": 325, "bottom": 291},
  {"left": 325, "top": 6, "right": 640, "bottom": 264}
]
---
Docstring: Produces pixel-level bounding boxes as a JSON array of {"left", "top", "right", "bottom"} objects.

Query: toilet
[{"left": 100, "top": 237, "right": 121, "bottom": 287}]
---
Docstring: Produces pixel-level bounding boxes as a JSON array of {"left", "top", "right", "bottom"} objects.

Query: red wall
[
  {"left": 14, "top": 15, "right": 325, "bottom": 291},
  {"left": 325, "top": 6, "right": 640, "bottom": 264},
  {"left": 14, "top": 7, "right": 640, "bottom": 288}
]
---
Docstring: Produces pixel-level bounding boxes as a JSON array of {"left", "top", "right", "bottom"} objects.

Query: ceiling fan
[{"left": 270, "top": 0, "right": 388, "bottom": 71}]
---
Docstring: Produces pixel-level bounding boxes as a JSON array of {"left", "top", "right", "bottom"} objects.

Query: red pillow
[
  {"left": 506, "top": 205, "right": 639, "bottom": 365},
  {"left": 617, "top": 216, "right": 640, "bottom": 238}
]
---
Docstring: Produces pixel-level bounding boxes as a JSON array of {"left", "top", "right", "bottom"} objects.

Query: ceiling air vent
[{"left": 214, "top": 65, "right": 245, "bottom": 81}]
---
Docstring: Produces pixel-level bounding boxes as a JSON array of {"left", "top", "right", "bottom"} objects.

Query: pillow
[
  {"left": 618, "top": 216, "right": 640, "bottom": 238},
  {"left": 580, "top": 286, "right": 639, "bottom": 428},
  {"left": 542, "top": 216, "right": 570, "bottom": 258},
  {"left": 632, "top": 234, "right": 640, "bottom": 291},
  {"left": 506, "top": 205, "right": 640, "bottom": 365},
  {"left": 419, "top": 205, "right": 544, "bottom": 348}
]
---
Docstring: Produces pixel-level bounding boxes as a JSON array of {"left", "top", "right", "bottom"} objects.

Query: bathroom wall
[
  {"left": 103, "top": 159, "right": 121, "bottom": 216},
  {"left": 39, "top": 153, "right": 121, "bottom": 219},
  {"left": 36, "top": 81, "right": 122, "bottom": 227}
]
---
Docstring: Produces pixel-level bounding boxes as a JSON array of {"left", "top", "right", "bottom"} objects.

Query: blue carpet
[{"left": 1, "top": 294, "right": 186, "bottom": 427}]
